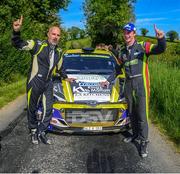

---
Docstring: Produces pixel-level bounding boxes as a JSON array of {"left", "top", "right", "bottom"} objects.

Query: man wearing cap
[{"left": 101, "top": 23, "right": 166, "bottom": 158}]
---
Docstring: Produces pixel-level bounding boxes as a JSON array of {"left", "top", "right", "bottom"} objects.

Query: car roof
[
  {"left": 63, "top": 48, "right": 120, "bottom": 65},
  {"left": 64, "top": 48, "right": 112, "bottom": 56}
]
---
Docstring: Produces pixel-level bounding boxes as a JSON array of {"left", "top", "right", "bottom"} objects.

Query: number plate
[{"left": 83, "top": 127, "right": 103, "bottom": 131}]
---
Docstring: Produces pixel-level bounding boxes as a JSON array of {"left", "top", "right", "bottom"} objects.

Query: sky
[{"left": 59, "top": 0, "right": 180, "bottom": 36}]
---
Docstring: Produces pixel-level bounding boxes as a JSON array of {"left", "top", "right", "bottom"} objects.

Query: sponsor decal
[
  {"left": 74, "top": 93, "right": 110, "bottom": 101},
  {"left": 73, "top": 86, "right": 88, "bottom": 93},
  {"left": 66, "top": 110, "right": 115, "bottom": 123},
  {"left": 90, "top": 87, "right": 110, "bottom": 93},
  {"left": 53, "top": 83, "right": 62, "bottom": 93},
  {"left": 68, "top": 74, "right": 111, "bottom": 101},
  {"left": 79, "top": 82, "right": 99, "bottom": 87},
  {"left": 68, "top": 74, "right": 106, "bottom": 82},
  {"left": 74, "top": 93, "right": 110, "bottom": 97},
  {"left": 73, "top": 83, "right": 110, "bottom": 93},
  {"left": 64, "top": 54, "right": 80, "bottom": 57}
]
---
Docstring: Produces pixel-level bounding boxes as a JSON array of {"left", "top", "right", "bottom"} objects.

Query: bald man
[{"left": 12, "top": 16, "right": 72, "bottom": 145}]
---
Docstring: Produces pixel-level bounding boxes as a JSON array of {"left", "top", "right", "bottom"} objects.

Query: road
[{"left": 0, "top": 111, "right": 179, "bottom": 173}]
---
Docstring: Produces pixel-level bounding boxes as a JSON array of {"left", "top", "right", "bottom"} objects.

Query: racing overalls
[
  {"left": 12, "top": 31, "right": 67, "bottom": 133},
  {"left": 119, "top": 37, "right": 166, "bottom": 141}
]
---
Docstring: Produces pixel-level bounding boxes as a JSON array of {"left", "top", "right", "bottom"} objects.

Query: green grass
[
  {"left": 149, "top": 60, "right": 180, "bottom": 147},
  {"left": 0, "top": 77, "right": 26, "bottom": 108}
]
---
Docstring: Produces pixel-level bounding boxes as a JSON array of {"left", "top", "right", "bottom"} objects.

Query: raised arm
[
  {"left": 148, "top": 24, "right": 166, "bottom": 55},
  {"left": 12, "top": 16, "right": 35, "bottom": 50}
]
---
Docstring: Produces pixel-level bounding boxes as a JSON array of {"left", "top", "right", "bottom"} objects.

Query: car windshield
[{"left": 63, "top": 54, "right": 116, "bottom": 74}]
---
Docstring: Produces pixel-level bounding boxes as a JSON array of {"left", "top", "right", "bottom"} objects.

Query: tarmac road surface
[{"left": 0, "top": 111, "right": 179, "bottom": 173}]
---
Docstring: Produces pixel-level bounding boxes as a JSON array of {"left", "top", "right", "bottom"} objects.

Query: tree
[
  {"left": 68, "top": 26, "right": 81, "bottom": 40},
  {"left": 166, "top": 30, "right": 179, "bottom": 42},
  {"left": 0, "top": 0, "right": 70, "bottom": 82},
  {"left": 79, "top": 29, "right": 86, "bottom": 39},
  {"left": 67, "top": 27, "right": 86, "bottom": 40},
  {"left": 140, "top": 28, "right": 149, "bottom": 36},
  {"left": 83, "top": 0, "right": 136, "bottom": 47}
]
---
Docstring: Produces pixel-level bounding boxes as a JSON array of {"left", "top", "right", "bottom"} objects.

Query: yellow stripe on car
[
  {"left": 62, "top": 80, "right": 73, "bottom": 102},
  {"left": 53, "top": 103, "right": 127, "bottom": 109},
  {"left": 110, "top": 79, "right": 120, "bottom": 102}
]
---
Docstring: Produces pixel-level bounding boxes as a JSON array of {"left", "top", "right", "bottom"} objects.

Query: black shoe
[
  {"left": 140, "top": 140, "right": 149, "bottom": 158},
  {"left": 123, "top": 135, "right": 138, "bottom": 143},
  {"left": 31, "top": 129, "right": 39, "bottom": 145},
  {"left": 38, "top": 132, "right": 51, "bottom": 145}
]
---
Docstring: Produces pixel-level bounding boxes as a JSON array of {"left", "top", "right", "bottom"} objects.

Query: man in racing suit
[
  {"left": 101, "top": 23, "right": 166, "bottom": 157},
  {"left": 12, "top": 16, "right": 74, "bottom": 145}
]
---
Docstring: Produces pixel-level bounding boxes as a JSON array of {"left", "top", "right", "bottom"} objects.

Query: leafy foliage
[
  {"left": 0, "top": 0, "right": 70, "bottom": 82},
  {"left": 66, "top": 37, "right": 92, "bottom": 49},
  {"left": 140, "top": 28, "right": 149, "bottom": 36},
  {"left": 67, "top": 26, "right": 86, "bottom": 40},
  {"left": 83, "top": 0, "right": 136, "bottom": 47},
  {"left": 166, "top": 30, "right": 179, "bottom": 42}
]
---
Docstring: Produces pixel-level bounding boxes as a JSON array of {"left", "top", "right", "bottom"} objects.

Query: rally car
[{"left": 47, "top": 48, "right": 130, "bottom": 133}]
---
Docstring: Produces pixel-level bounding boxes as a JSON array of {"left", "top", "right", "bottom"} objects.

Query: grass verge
[
  {"left": 149, "top": 60, "right": 180, "bottom": 149},
  {"left": 0, "top": 77, "right": 26, "bottom": 109}
]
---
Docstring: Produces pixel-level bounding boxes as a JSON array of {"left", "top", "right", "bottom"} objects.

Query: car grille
[{"left": 65, "top": 109, "right": 118, "bottom": 123}]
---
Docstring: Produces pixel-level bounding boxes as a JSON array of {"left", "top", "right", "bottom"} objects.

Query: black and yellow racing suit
[
  {"left": 109, "top": 37, "right": 166, "bottom": 141},
  {"left": 12, "top": 30, "right": 67, "bottom": 133}
]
